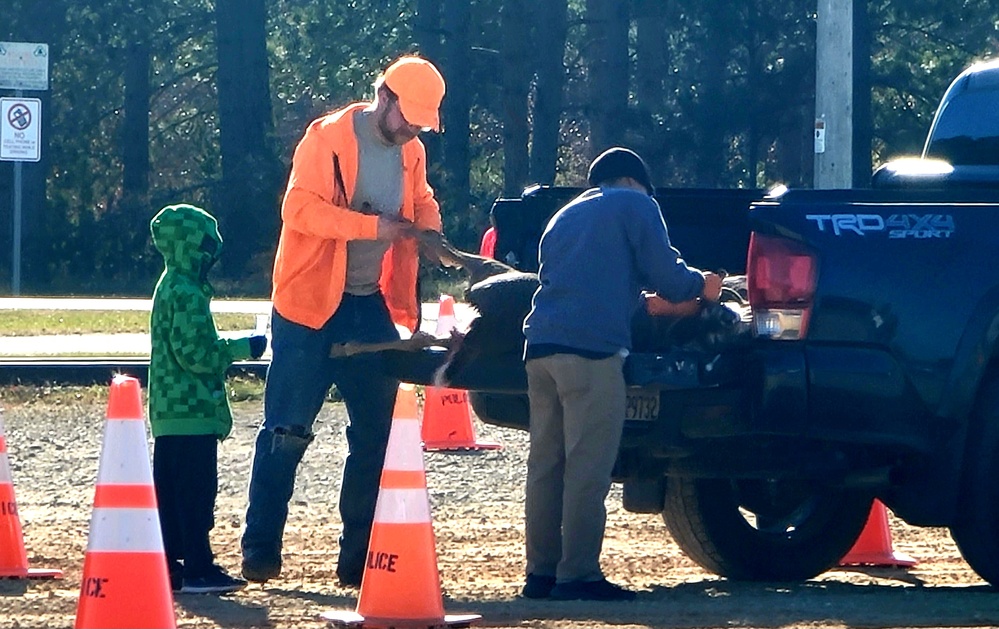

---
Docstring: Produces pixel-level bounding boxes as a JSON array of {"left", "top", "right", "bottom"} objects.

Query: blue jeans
[{"left": 242, "top": 294, "right": 400, "bottom": 580}]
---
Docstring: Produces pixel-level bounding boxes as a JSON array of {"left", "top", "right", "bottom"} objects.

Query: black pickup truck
[{"left": 396, "top": 58, "right": 999, "bottom": 586}]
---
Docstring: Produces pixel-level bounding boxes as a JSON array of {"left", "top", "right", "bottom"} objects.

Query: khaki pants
[{"left": 524, "top": 352, "right": 626, "bottom": 582}]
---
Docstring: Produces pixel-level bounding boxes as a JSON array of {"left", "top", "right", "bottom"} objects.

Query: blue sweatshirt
[{"left": 523, "top": 187, "right": 705, "bottom": 356}]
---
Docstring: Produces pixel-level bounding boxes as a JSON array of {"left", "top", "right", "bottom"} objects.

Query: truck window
[{"left": 924, "top": 87, "right": 999, "bottom": 166}]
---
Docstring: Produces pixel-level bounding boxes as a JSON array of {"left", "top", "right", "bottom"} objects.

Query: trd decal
[{"left": 805, "top": 214, "right": 955, "bottom": 238}]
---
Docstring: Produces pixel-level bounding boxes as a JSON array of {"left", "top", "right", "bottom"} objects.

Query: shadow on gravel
[
  {"left": 0, "top": 579, "right": 29, "bottom": 596},
  {"left": 175, "top": 593, "right": 271, "bottom": 627},
  {"left": 256, "top": 586, "right": 355, "bottom": 607},
  {"left": 171, "top": 587, "right": 356, "bottom": 627},
  {"left": 462, "top": 579, "right": 999, "bottom": 629}
]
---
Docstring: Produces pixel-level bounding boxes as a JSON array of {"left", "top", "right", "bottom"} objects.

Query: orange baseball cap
[{"left": 382, "top": 56, "right": 446, "bottom": 132}]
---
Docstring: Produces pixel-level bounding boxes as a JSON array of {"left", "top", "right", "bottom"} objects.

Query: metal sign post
[
  {"left": 0, "top": 41, "right": 49, "bottom": 296},
  {"left": 14, "top": 145, "right": 21, "bottom": 296}
]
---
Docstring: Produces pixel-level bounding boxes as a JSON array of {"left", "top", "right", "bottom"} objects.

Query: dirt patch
[{"left": 2, "top": 393, "right": 999, "bottom": 629}]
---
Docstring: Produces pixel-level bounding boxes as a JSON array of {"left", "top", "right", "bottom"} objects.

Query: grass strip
[{"left": 0, "top": 311, "right": 256, "bottom": 336}]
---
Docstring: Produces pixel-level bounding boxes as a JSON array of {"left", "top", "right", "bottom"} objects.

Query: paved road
[
  {"left": 0, "top": 297, "right": 271, "bottom": 313},
  {"left": 0, "top": 298, "right": 474, "bottom": 357}
]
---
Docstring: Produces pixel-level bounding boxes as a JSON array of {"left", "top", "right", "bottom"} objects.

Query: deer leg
[{"left": 329, "top": 331, "right": 454, "bottom": 358}]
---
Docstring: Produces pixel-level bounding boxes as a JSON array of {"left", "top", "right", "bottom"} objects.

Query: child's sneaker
[
  {"left": 168, "top": 561, "right": 184, "bottom": 593},
  {"left": 180, "top": 566, "right": 247, "bottom": 594}
]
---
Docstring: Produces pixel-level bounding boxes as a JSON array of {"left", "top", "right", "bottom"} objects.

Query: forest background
[{"left": 0, "top": 0, "right": 996, "bottom": 297}]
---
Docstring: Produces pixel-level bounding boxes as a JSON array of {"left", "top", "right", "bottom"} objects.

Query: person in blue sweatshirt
[{"left": 520, "top": 147, "right": 722, "bottom": 601}]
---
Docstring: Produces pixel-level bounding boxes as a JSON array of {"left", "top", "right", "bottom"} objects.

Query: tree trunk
[
  {"left": 442, "top": 0, "right": 472, "bottom": 217},
  {"left": 501, "top": 0, "right": 531, "bottom": 196},
  {"left": 214, "top": 0, "right": 278, "bottom": 277},
  {"left": 694, "top": 12, "right": 729, "bottom": 186},
  {"left": 529, "top": 0, "right": 567, "bottom": 185},
  {"left": 634, "top": 0, "right": 670, "bottom": 175},
  {"left": 415, "top": 0, "right": 444, "bottom": 171},
  {"left": 585, "top": 0, "right": 630, "bottom": 155},
  {"left": 122, "top": 42, "right": 150, "bottom": 199},
  {"left": 745, "top": 6, "right": 760, "bottom": 187},
  {"left": 635, "top": 0, "right": 667, "bottom": 112},
  {"left": 15, "top": 1, "right": 69, "bottom": 290}
]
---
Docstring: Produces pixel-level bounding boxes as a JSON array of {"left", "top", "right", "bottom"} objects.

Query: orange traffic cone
[
  {"left": 839, "top": 499, "right": 917, "bottom": 567},
  {"left": 422, "top": 295, "right": 502, "bottom": 452},
  {"left": 0, "top": 415, "right": 62, "bottom": 579},
  {"left": 421, "top": 387, "right": 501, "bottom": 451},
  {"left": 75, "top": 375, "right": 176, "bottom": 629},
  {"left": 321, "top": 384, "right": 480, "bottom": 629}
]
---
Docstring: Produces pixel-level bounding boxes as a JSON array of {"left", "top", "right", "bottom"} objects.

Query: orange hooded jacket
[{"left": 271, "top": 103, "right": 442, "bottom": 331}]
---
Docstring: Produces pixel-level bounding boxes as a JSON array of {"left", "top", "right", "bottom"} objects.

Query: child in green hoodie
[{"left": 148, "top": 203, "right": 267, "bottom": 594}]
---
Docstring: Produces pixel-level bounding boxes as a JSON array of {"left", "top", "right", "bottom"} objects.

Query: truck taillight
[{"left": 746, "top": 233, "right": 817, "bottom": 340}]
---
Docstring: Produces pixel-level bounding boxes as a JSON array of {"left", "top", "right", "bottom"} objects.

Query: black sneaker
[
  {"left": 241, "top": 552, "right": 281, "bottom": 583},
  {"left": 521, "top": 574, "right": 556, "bottom": 599},
  {"left": 180, "top": 567, "right": 247, "bottom": 594},
  {"left": 168, "top": 561, "right": 183, "bottom": 593},
  {"left": 550, "top": 578, "right": 636, "bottom": 601}
]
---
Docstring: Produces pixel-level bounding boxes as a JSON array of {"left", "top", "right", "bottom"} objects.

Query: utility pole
[{"left": 814, "top": 0, "right": 853, "bottom": 188}]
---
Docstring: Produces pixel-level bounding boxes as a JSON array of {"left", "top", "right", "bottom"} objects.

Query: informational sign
[
  {"left": 814, "top": 119, "right": 827, "bottom": 154},
  {"left": 1, "top": 98, "right": 41, "bottom": 162},
  {"left": 0, "top": 42, "right": 49, "bottom": 91}
]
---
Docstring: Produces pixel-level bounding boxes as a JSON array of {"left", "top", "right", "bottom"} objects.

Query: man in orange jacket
[{"left": 241, "top": 55, "right": 446, "bottom": 587}]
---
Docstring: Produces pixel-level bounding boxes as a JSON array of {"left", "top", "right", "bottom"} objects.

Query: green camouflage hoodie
[{"left": 148, "top": 204, "right": 253, "bottom": 439}]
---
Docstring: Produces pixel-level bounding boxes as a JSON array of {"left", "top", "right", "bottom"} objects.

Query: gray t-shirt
[{"left": 345, "top": 109, "right": 403, "bottom": 295}]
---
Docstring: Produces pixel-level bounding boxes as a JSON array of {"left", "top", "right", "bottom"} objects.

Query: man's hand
[
  {"left": 701, "top": 271, "right": 723, "bottom": 301},
  {"left": 376, "top": 215, "right": 418, "bottom": 242},
  {"left": 416, "top": 229, "right": 446, "bottom": 264}
]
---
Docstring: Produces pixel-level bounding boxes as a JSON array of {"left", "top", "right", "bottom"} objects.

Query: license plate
[{"left": 625, "top": 389, "right": 660, "bottom": 421}]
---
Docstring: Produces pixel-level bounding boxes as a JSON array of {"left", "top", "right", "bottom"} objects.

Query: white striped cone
[
  {"left": 321, "top": 384, "right": 480, "bottom": 628},
  {"left": 74, "top": 375, "right": 176, "bottom": 629},
  {"left": 435, "top": 294, "right": 459, "bottom": 337}
]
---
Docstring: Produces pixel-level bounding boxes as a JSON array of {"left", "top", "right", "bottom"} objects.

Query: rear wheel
[
  {"left": 663, "top": 475, "right": 871, "bottom": 581},
  {"left": 950, "top": 374, "right": 999, "bottom": 587}
]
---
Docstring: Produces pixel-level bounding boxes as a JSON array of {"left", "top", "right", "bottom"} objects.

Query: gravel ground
[{"left": 3, "top": 388, "right": 999, "bottom": 629}]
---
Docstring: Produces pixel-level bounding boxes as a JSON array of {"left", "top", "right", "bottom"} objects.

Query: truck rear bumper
[
  {"left": 647, "top": 343, "right": 933, "bottom": 451},
  {"left": 386, "top": 343, "right": 933, "bottom": 458}
]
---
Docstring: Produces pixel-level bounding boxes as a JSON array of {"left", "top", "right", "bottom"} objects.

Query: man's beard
[{"left": 377, "top": 108, "right": 418, "bottom": 145}]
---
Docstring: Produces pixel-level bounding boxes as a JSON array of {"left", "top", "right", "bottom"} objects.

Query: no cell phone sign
[{"left": 1, "top": 97, "right": 41, "bottom": 162}]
